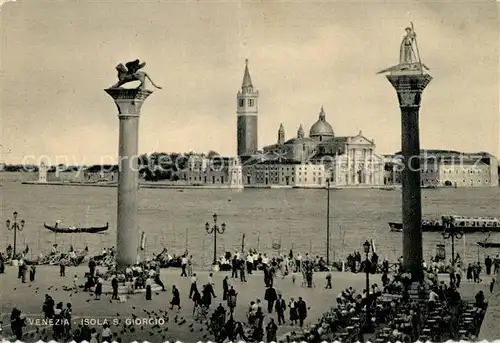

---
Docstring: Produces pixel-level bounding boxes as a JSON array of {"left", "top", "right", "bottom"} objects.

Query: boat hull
[
  {"left": 477, "top": 242, "right": 500, "bottom": 248},
  {"left": 388, "top": 222, "right": 500, "bottom": 233},
  {"left": 43, "top": 223, "right": 108, "bottom": 233}
]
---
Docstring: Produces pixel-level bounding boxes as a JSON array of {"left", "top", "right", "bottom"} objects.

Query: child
[
  {"left": 291, "top": 271, "right": 296, "bottom": 284},
  {"left": 73, "top": 275, "right": 78, "bottom": 289}
]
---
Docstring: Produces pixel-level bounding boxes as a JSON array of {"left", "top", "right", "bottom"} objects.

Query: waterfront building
[
  {"left": 258, "top": 106, "right": 385, "bottom": 187},
  {"left": 245, "top": 161, "right": 326, "bottom": 187},
  {"left": 386, "top": 150, "right": 498, "bottom": 188},
  {"left": 35, "top": 164, "right": 117, "bottom": 183},
  {"left": 180, "top": 155, "right": 243, "bottom": 188},
  {"left": 83, "top": 165, "right": 118, "bottom": 182}
]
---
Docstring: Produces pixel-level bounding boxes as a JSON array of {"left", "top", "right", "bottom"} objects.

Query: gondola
[
  {"left": 43, "top": 222, "right": 109, "bottom": 233},
  {"left": 477, "top": 242, "right": 500, "bottom": 248}
]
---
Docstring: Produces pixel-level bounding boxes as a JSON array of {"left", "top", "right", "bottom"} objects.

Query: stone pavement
[
  {"left": 0, "top": 265, "right": 368, "bottom": 342},
  {"left": 0, "top": 264, "right": 493, "bottom": 342}
]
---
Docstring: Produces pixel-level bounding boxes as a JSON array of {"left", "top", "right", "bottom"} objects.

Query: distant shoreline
[{"left": 20, "top": 180, "right": 402, "bottom": 190}]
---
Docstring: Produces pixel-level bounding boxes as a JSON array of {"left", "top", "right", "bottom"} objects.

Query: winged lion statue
[{"left": 111, "top": 59, "right": 162, "bottom": 90}]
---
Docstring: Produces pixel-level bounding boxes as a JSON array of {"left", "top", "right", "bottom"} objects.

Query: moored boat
[
  {"left": 43, "top": 222, "right": 109, "bottom": 233},
  {"left": 477, "top": 242, "right": 500, "bottom": 248},
  {"left": 389, "top": 215, "right": 500, "bottom": 233}
]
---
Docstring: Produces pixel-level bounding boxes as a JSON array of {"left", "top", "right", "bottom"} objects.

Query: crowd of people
[
  {"left": 284, "top": 259, "right": 494, "bottom": 343},
  {"left": 1, "top": 243, "right": 498, "bottom": 343}
]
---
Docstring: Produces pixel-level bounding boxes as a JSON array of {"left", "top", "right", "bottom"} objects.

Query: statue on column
[
  {"left": 377, "top": 23, "right": 430, "bottom": 74},
  {"left": 111, "top": 59, "right": 162, "bottom": 90},
  {"left": 400, "top": 27, "right": 417, "bottom": 64}
]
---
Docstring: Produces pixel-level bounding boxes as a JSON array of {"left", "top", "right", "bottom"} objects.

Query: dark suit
[
  {"left": 297, "top": 300, "right": 307, "bottom": 327},
  {"left": 275, "top": 298, "right": 286, "bottom": 324},
  {"left": 264, "top": 287, "right": 278, "bottom": 313}
]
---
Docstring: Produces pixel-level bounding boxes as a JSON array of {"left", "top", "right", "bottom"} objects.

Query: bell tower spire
[
  {"left": 242, "top": 58, "right": 253, "bottom": 91},
  {"left": 278, "top": 123, "right": 285, "bottom": 145},
  {"left": 237, "top": 59, "right": 259, "bottom": 157}
]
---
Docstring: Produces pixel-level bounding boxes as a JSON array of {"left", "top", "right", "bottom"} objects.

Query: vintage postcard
[{"left": 0, "top": 0, "right": 498, "bottom": 342}]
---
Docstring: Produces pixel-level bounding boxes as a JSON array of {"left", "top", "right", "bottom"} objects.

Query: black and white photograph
[{"left": 0, "top": 0, "right": 499, "bottom": 342}]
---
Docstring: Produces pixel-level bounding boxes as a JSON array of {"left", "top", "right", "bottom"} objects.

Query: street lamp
[
  {"left": 6, "top": 211, "right": 25, "bottom": 259},
  {"left": 205, "top": 213, "right": 226, "bottom": 265},
  {"left": 441, "top": 216, "right": 463, "bottom": 266},
  {"left": 363, "top": 240, "right": 372, "bottom": 331}
]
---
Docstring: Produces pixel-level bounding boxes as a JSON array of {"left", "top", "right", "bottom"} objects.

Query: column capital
[
  {"left": 105, "top": 88, "right": 154, "bottom": 117},
  {"left": 386, "top": 74, "right": 433, "bottom": 108}
]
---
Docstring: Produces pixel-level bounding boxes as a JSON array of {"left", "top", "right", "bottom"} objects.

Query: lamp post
[
  {"left": 326, "top": 178, "right": 331, "bottom": 265},
  {"left": 6, "top": 211, "right": 25, "bottom": 259},
  {"left": 363, "top": 240, "right": 372, "bottom": 331},
  {"left": 441, "top": 217, "right": 463, "bottom": 266},
  {"left": 205, "top": 213, "right": 226, "bottom": 265}
]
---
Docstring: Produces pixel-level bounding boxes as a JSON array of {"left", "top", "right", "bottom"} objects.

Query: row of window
[
  {"left": 442, "top": 169, "right": 484, "bottom": 174},
  {"left": 238, "top": 99, "right": 255, "bottom": 107},
  {"left": 255, "top": 176, "right": 324, "bottom": 184}
]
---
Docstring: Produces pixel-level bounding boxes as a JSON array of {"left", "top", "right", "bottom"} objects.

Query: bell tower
[
  {"left": 237, "top": 59, "right": 259, "bottom": 156},
  {"left": 278, "top": 123, "right": 285, "bottom": 145}
]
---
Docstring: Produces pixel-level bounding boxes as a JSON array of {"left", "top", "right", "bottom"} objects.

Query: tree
[{"left": 207, "top": 150, "right": 220, "bottom": 159}]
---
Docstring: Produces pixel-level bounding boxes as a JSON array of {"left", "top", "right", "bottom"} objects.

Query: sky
[{"left": 0, "top": 0, "right": 498, "bottom": 165}]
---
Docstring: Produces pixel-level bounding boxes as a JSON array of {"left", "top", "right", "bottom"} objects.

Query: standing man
[
  {"left": 297, "top": 297, "right": 307, "bottom": 327},
  {"left": 181, "top": 254, "right": 188, "bottom": 277},
  {"left": 111, "top": 275, "right": 119, "bottom": 300},
  {"left": 264, "top": 286, "right": 278, "bottom": 314},
  {"left": 485, "top": 256, "right": 492, "bottom": 276},
  {"left": 240, "top": 259, "right": 247, "bottom": 282},
  {"left": 231, "top": 255, "right": 239, "bottom": 278},
  {"left": 275, "top": 294, "right": 286, "bottom": 325}
]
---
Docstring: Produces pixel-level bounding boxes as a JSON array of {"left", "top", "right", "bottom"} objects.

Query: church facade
[
  {"left": 234, "top": 60, "right": 385, "bottom": 187},
  {"left": 252, "top": 106, "right": 385, "bottom": 187}
]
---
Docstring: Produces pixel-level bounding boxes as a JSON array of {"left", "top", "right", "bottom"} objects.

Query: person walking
[
  {"left": 189, "top": 273, "right": 198, "bottom": 299},
  {"left": 170, "top": 285, "right": 181, "bottom": 310},
  {"left": 264, "top": 286, "right": 278, "bottom": 314},
  {"left": 180, "top": 254, "right": 188, "bottom": 277},
  {"left": 297, "top": 297, "right": 307, "bottom": 327},
  {"left": 325, "top": 269, "right": 332, "bottom": 289}
]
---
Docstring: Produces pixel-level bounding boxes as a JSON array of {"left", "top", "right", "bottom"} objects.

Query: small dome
[{"left": 309, "top": 106, "right": 334, "bottom": 139}]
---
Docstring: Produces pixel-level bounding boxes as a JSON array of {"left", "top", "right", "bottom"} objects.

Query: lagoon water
[{"left": 1, "top": 173, "right": 500, "bottom": 269}]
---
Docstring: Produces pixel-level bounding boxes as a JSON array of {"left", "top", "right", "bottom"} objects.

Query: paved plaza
[
  {"left": 0, "top": 265, "right": 367, "bottom": 342},
  {"left": 0, "top": 264, "right": 493, "bottom": 342}
]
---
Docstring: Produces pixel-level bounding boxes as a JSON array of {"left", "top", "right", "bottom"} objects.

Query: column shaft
[
  {"left": 401, "top": 106, "right": 423, "bottom": 279},
  {"left": 117, "top": 116, "right": 140, "bottom": 268},
  {"left": 105, "top": 87, "right": 152, "bottom": 271}
]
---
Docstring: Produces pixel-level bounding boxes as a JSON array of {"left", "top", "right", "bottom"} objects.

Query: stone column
[
  {"left": 105, "top": 88, "right": 153, "bottom": 270},
  {"left": 386, "top": 72, "right": 432, "bottom": 281}
]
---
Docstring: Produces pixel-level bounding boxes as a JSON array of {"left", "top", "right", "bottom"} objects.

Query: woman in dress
[
  {"left": 289, "top": 297, "right": 298, "bottom": 325},
  {"left": 170, "top": 285, "right": 181, "bottom": 310}
]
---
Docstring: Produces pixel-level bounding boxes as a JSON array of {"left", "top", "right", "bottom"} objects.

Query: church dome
[{"left": 309, "top": 106, "right": 334, "bottom": 140}]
